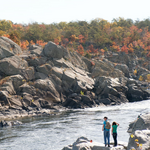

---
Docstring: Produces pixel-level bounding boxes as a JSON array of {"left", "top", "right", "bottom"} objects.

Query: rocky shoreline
[
  {"left": 0, "top": 36, "right": 150, "bottom": 121},
  {"left": 62, "top": 113, "right": 150, "bottom": 150}
]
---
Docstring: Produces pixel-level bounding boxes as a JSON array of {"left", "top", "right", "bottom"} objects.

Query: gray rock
[
  {"left": 9, "top": 96, "right": 22, "bottom": 107},
  {"left": 127, "top": 130, "right": 150, "bottom": 150},
  {"left": 0, "top": 36, "right": 22, "bottom": 55},
  {"left": 43, "top": 41, "right": 67, "bottom": 59},
  {"left": 9, "top": 74, "right": 25, "bottom": 91},
  {"left": 19, "top": 83, "right": 36, "bottom": 95},
  {"left": 29, "top": 45, "right": 42, "bottom": 50},
  {"left": 0, "top": 81, "right": 16, "bottom": 95},
  {"left": 115, "top": 64, "right": 130, "bottom": 77},
  {"left": 30, "top": 49, "right": 42, "bottom": 56},
  {"left": 35, "top": 72, "right": 48, "bottom": 79},
  {"left": 34, "top": 79, "right": 60, "bottom": 103},
  {"left": 0, "top": 40, "right": 14, "bottom": 59},
  {"left": 0, "top": 120, "right": 22, "bottom": 127},
  {"left": 28, "top": 56, "right": 47, "bottom": 67},
  {"left": 0, "top": 91, "right": 11, "bottom": 106},
  {"left": 62, "top": 136, "right": 125, "bottom": 150},
  {"left": 0, "top": 56, "right": 28, "bottom": 76},
  {"left": 36, "top": 64, "right": 52, "bottom": 76},
  {"left": 128, "top": 113, "right": 150, "bottom": 133}
]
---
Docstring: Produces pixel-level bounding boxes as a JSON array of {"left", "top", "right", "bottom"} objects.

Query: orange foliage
[
  {"left": 88, "top": 44, "right": 98, "bottom": 53},
  {"left": 121, "top": 45, "right": 128, "bottom": 54},
  {"left": 100, "top": 49, "right": 105, "bottom": 55},
  {"left": 3, "top": 34, "right": 10, "bottom": 38},
  {"left": 70, "top": 35, "right": 78, "bottom": 42},
  {"left": 54, "top": 38, "right": 59, "bottom": 45},
  {"left": 76, "top": 44, "right": 84, "bottom": 55},
  {"left": 78, "top": 34, "right": 84, "bottom": 43},
  {"left": 110, "top": 42, "right": 120, "bottom": 52},
  {"left": 128, "top": 43, "right": 134, "bottom": 53},
  {"left": 30, "top": 40, "right": 35, "bottom": 45},
  {"left": 21, "top": 40, "right": 29, "bottom": 50},
  {"left": 36, "top": 40, "right": 47, "bottom": 47}
]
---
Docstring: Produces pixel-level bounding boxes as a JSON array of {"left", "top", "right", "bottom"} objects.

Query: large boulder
[
  {"left": 0, "top": 36, "right": 22, "bottom": 57},
  {"left": 128, "top": 113, "right": 150, "bottom": 133},
  {"left": 62, "top": 136, "right": 125, "bottom": 150},
  {"left": 0, "top": 56, "right": 28, "bottom": 76},
  {"left": 43, "top": 41, "right": 69, "bottom": 59},
  {"left": 126, "top": 79, "right": 150, "bottom": 102},
  {"left": 127, "top": 130, "right": 150, "bottom": 150}
]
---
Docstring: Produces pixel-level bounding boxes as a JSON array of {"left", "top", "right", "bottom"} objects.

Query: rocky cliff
[{"left": 0, "top": 37, "right": 149, "bottom": 119}]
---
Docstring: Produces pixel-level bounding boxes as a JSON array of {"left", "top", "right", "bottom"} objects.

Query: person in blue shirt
[{"left": 102, "top": 116, "right": 110, "bottom": 147}]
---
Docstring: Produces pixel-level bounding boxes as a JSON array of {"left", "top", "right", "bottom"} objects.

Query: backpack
[{"left": 105, "top": 121, "right": 111, "bottom": 129}]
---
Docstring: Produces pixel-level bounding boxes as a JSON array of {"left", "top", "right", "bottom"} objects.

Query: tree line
[{"left": 1, "top": 17, "right": 150, "bottom": 57}]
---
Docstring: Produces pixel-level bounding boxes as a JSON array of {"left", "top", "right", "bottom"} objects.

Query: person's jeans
[
  {"left": 113, "top": 133, "right": 117, "bottom": 146},
  {"left": 104, "top": 130, "right": 110, "bottom": 146}
]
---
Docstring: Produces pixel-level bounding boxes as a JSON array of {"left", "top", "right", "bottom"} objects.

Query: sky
[{"left": 1, "top": 0, "right": 150, "bottom": 24}]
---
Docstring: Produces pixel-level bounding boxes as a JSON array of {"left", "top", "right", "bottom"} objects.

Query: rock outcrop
[
  {"left": 127, "top": 113, "right": 150, "bottom": 150},
  {"left": 128, "top": 113, "right": 150, "bottom": 133},
  {"left": 62, "top": 137, "right": 125, "bottom": 150},
  {"left": 0, "top": 37, "right": 149, "bottom": 119}
]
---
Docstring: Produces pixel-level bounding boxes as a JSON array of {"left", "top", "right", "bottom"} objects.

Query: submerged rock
[{"left": 0, "top": 120, "right": 22, "bottom": 127}]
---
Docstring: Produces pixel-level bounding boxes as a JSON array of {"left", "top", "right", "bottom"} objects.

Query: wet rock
[{"left": 0, "top": 120, "right": 22, "bottom": 127}]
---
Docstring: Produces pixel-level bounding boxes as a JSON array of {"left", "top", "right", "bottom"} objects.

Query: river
[{"left": 0, "top": 100, "right": 150, "bottom": 150}]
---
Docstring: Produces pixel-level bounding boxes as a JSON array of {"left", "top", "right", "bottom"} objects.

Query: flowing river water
[{"left": 0, "top": 100, "right": 150, "bottom": 150}]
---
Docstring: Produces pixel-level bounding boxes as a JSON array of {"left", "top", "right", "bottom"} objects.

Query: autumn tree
[
  {"left": 77, "top": 44, "right": 84, "bottom": 55},
  {"left": 121, "top": 45, "right": 128, "bottom": 54}
]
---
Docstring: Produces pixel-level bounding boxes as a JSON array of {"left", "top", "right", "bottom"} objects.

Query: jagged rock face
[{"left": 0, "top": 39, "right": 149, "bottom": 111}]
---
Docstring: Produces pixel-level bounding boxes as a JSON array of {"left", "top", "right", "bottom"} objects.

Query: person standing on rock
[
  {"left": 111, "top": 122, "right": 119, "bottom": 147},
  {"left": 102, "top": 116, "right": 111, "bottom": 147}
]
